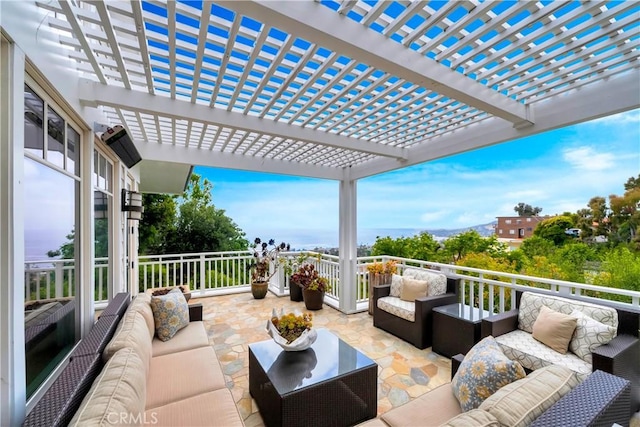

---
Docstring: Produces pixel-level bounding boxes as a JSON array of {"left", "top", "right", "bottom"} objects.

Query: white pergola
[
  {"left": 3, "top": 0, "right": 640, "bottom": 311},
  {"left": 21, "top": 0, "right": 639, "bottom": 179},
  {"left": 0, "top": 2, "right": 639, "bottom": 422}
]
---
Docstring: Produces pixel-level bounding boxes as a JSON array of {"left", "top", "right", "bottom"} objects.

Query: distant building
[{"left": 494, "top": 216, "right": 548, "bottom": 240}]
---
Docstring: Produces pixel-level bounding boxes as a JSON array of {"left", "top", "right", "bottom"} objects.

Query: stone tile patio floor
[
  {"left": 199, "top": 292, "right": 640, "bottom": 427},
  {"left": 200, "top": 292, "right": 451, "bottom": 426}
]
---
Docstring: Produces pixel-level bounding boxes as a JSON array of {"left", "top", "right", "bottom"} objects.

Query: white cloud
[
  {"left": 420, "top": 210, "right": 447, "bottom": 222},
  {"left": 562, "top": 147, "right": 615, "bottom": 171}
]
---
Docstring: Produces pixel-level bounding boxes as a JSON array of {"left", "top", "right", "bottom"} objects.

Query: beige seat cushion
[
  {"left": 377, "top": 296, "right": 415, "bottom": 322},
  {"left": 145, "top": 389, "right": 243, "bottom": 427},
  {"left": 69, "top": 347, "right": 146, "bottom": 426},
  {"left": 357, "top": 418, "right": 391, "bottom": 427},
  {"left": 146, "top": 346, "right": 226, "bottom": 409},
  {"left": 495, "top": 330, "right": 591, "bottom": 380},
  {"left": 381, "top": 383, "right": 461, "bottom": 427},
  {"left": 399, "top": 277, "right": 429, "bottom": 302},
  {"left": 479, "top": 365, "right": 579, "bottom": 427},
  {"left": 151, "top": 321, "right": 210, "bottom": 357},
  {"left": 103, "top": 311, "right": 152, "bottom": 374},
  {"left": 532, "top": 306, "right": 577, "bottom": 354}
]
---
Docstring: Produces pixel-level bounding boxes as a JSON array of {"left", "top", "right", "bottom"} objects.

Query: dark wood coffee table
[{"left": 249, "top": 329, "right": 377, "bottom": 427}]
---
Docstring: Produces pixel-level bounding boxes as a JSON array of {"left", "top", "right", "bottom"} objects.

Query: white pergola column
[
  {"left": 0, "top": 37, "right": 26, "bottom": 426},
  {"left": 338, "top": 169, "right": 358, "bottom": 314}
]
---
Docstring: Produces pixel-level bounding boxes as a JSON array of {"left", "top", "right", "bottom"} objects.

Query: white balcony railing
[
  {"left": 357, "top": 255, "right": 640, "bottom": 314},
  {"left": 24, "top": 252, "right": 640, "bottom": 314}
]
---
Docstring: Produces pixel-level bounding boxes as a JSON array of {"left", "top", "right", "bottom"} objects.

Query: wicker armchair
[
  {"left": 373, "top": 273, "right": 459, "bottom": 349},
  {"left": 481, "top": 290, "right": 640, "bottom": 413}
]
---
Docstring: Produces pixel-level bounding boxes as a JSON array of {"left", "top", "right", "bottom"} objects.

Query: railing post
[
  {"left": 55, "top": 262, "right": 63, "bottom": 298},
  {"left": 199, "top": 254, "right": 206, "bottom": 293}
]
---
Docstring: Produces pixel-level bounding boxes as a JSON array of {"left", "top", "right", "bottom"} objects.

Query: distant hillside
[
  {"left": 424, "top": 221, "right": 497, "bottom": 239},
  {"left": 356, "top": 222, "right": 497, "bottom": 246}
]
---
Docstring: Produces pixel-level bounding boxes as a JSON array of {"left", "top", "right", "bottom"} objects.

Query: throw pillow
[
  {"left": 532, "top": 306, "right": 577, "bottom": 354},
  {"left": 569, "top": 309, "right": 617, "bottom": 363},
  {"left": 150, "top": 288, "right": 189, "bottom": 342},
  {"left": 390, "top": 273, "right": 403, "bottom": 297},
  {"left": 451, "top": 336, "right": 526, "bottom": 411},
  {"left": 399, "top": 277, "right": 429, "bottom": 302},
  {"left": 479, "top": 364, "right": 578, "bottom": 427}
]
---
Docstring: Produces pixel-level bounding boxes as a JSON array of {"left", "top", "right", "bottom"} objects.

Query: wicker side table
[
  {"left": 433, "top": 303, "right": 491, "bottom": 357},
  {"left": 532, "top": 370, "right": 631, "bottom": 426}
]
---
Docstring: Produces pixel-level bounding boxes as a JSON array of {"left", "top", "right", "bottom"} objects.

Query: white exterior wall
[{"left": 1, "top": 3, "right": 141, "bottom": 421}]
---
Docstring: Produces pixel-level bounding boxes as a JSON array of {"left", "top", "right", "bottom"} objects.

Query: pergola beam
[
  {"left": 136, "top": 141, "right": 342, "bottom": 180},
  {"left": 222, "top": 0, "right": 534, "bottom": 128},
  {"left": 351, "top": 71, "right": 640, "bottom": 180},
  {"left": 79, "top": 80, "right": 407, "bottom": 159}
]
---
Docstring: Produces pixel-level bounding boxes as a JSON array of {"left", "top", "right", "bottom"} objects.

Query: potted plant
[
  {"left": 280, "top": 253, "right": 309, "bottom": 302},
  {"left": 249, "top": 238, "right": 289, "bottom": 299},
  {"left": 291, "top": 264, "right": 330, "bottom": 310},
  {"left": 366, "top": 260, "right": 398, "bottom": 314}
]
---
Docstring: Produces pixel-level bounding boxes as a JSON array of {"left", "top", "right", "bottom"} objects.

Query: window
[
  {"left": 505, "top": 219, "right": 512, "bottom": 224},
  {"left": 509, "top": 230, "right": 515, "bottom": 235},
  {"left": 526, "top": 218, "right": 532, "bottom": 222},
  {"left": 94, "top": 149, "right": 113, "bottom": 303},
  {"left": 498, "top": 229, "right": 503, "bottom": 234},
  {"left": 23, "top": 83, "right": 81, "bottom": 399}
]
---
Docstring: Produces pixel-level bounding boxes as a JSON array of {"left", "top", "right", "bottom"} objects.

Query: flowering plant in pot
[
  {"left": 291, "top": 264, "right": 330, "bottom": 310},
  {"left": 266, "top": 308, "right": 317, "bottom": 351},
  {"left": 280, "top": 253, "right": 308, "bottom": 302},
  {"left": 248, "top": 238, "right": 290, "bottom": 299}
]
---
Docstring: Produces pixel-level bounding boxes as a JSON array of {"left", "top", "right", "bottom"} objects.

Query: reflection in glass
[
  {"left": 23, "top": 158, "right": 79, "bottom": 398},
  {"left": 24, "top": 85, "right": 44, "bottom": 158},
  {"left": 47, "top": 106, "right": 65, "bottom": 169},
  {"left": 94, "top": 190, "right": 110, "bottom": 301},
  {"left": 66, "top": 125, "right": 79, "bottom": 176},
  {"left": 267, "top": 349, "right": 318, "bottom": 393}
]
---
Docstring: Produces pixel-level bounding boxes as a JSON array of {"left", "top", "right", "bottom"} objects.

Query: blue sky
[{"left": 197, "top": 110, "right": 640, "bottom": 249}]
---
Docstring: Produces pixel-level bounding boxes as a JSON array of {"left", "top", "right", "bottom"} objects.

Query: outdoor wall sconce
[{"left": 121, "top": 189, "right": 143, "bottom": 220}]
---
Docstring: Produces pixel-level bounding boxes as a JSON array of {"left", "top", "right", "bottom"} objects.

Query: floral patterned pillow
[
  {"left": 451, "top": 336, "right": 526, "bottom": 412},
  {"left": 150, "top": 288, "right": 189, "bottom": 342}
]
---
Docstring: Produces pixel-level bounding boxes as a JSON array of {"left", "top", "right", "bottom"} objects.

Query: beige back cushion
[
  {"left": 403, "top": 268, "right": 447, "bottom": 296},
  {"left": 400, "top": 277, "right": 429, "bottom": 302},
  {"left": 532, "top": 306, "right": 577, "bottom": 354},
  {"left": 479, "top": 365, "right": 578, "bottom": 427},
  {"left": 518, "top": 291, "right": 618, "bottom": 333},
  {"left": 103, "top": 311, "right": 152, "bottom": 375},
  {"left": 442, "top": 409, "right": 500, "bottom": 427},
  {"left": 69, "top": 347, "right": 146, "bottom": 426},
  {"left": 128, "top": 294, "right": 155, "bottom": 339}
]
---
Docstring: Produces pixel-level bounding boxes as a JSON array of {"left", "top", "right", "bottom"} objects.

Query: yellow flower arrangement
[
  {"left": 366, "top": 260, "right": 398, "bottom": 275},
  {"left": 271, "top": 312, "right": 313, "bottom": 344}
]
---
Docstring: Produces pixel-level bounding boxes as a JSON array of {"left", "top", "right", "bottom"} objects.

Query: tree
[
  {"left": 533, "top": 215, "right": 575, "bottom": 245},
  {"left": 442, "top": 230, "right": 505, "bottom": 262},
  {"left": 138, "top": 194, "right": 177, "bottom": 255},
  {"left": 371, "top": 232, "right": 441, "bottom": 261},
  {"left": 164, "top": 174, "right": 248, "bottom": 254},
  {"left": 608, "top": 175, "right": 640, "bottom": 247},
  {"left": 514, "top": 203, "right": 543, "bottom": 217}
]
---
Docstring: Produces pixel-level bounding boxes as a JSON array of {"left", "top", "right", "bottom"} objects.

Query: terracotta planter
[
  {"left": 302, "top": 289, "right": 324, "bottom": 310},
  {"left": 251, "top": 281, "right": 268, "bottom": 299},
  {"left": 289, "top": 278, "right": 303, "bottom": 302}
]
